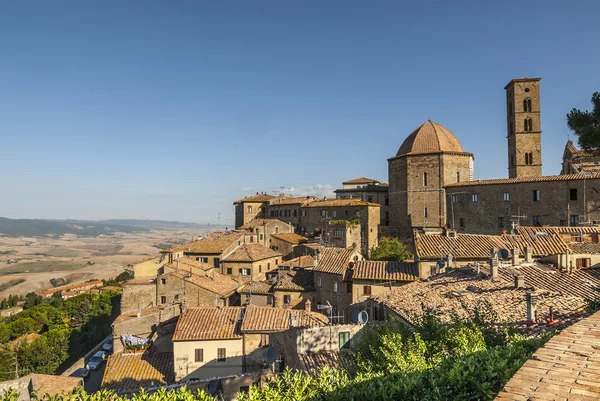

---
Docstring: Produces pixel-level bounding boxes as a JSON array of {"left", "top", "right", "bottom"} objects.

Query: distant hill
[{"left": 0, "top": 217, "right": 211, "bottom": 238}]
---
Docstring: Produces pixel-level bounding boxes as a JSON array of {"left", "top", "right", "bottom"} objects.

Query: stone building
[
  {"left": 234, "top": 193, "right": 276, "bottom": 228},
  {"left": 350, "top": 261, "right": 419, "bottom": 307},
  {"left": 321, "top": 220, "right": 361, "bottom": 249},
  {"left": 272, "top": 269, "right": 315, "bottom": 309},
  {"left": 562, "top": 140, "right": 600, "bottom": 174},
  {"left": 334, "top": 177, "right": 390, "bottom": 226},
  {"left": 169, "top": 231, "right": 247, "bottom": 269},
  {"left": 221, "top": 244, "right": 282, "bottom": 282},
  {"left": 268, "top": 232, "right": 308, "bottom": 259},
  {"left": 266, "top": 196, "right": 318, "bottom": 229},
  {"left": 506, "top": 78, "right": 542, "bottom": 178},
  {"left": 388, "top": 120, "right": 474, "bottom": 232},
  {"left": 240, "top": 218, "right": 296, "bottom": 250},
  {"left": 172, "top": 305, "right": 327, "bottom": 382},
  {"left": 312, "top": 246, "right": 363, "bottom": 324},
  {"left": 445, "top": 172, "right": 600, "bottom": 233},
  {"left": 300, "top": 199, "right": 380, "bottom": 254},
  {"left": 121, "top": 278, "right": 157, "bottom": 314},
  {"left": 156, "top": 269, "right": 241, "bottom": 307}
]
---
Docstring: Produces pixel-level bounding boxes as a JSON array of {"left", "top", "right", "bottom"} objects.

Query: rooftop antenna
[
  {"left": 218, "top": 213, "right": 221, "bottom": 231},
  {"left": 510, "top": 207, "right": 527, "bottom": 234}
]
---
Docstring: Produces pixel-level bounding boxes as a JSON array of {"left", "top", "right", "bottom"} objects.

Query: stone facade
[
  {"left": 446, "top": 175, "right": 600, "bottom": 234},
  {"left": 506, "top": 78, "right": 542, "bottom": 178},
  {"left": 234, "top": 193, "right": 275, "bottom": 229},
  {"left": 174, "top": 337, "right": 244, "bottom": 381},
  {"left": 121, "top": 280, "right": 156, "bottom": 314},
  {"left": 314, "top": 271, "right": 352, "bottom": 323},
  {"left": 389, "top": 152, "right": 474, "bottom": 231},
  {"left": 335, "top": 178, "right": 390, "bottom": 227},
  {"left": 221, "top": 255, "right": 281, "bottom": 282},
  {"left": 322, "top": 221, "right": 361, "bottom": 249}
]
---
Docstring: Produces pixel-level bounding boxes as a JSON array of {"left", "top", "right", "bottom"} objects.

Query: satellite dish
[
  {"left": 499, "top": 249, "right": 510, "bottom": 260},
  {"left": 436, "top": 260, "right": 446, "bottom": 269},
  {"left": 358, "top": 310, "right": 369, "bottom": 325},
  {"left": 208, "top": 380, "right": 218, "bottom": 395},
  {"left": 266, "top": 346, "right": 278, "bottom": 364},
  {"left": 351, "top": 310, "right": 359, "bottom": 323}
]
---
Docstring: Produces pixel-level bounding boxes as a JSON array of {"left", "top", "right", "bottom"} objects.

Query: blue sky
[{"left": 1, "top": 1, "right": 599, "bottom": 225}]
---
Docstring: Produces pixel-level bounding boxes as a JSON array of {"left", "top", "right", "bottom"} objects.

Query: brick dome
[{"left": 396, "top": 120, "right": 464, "bottom": 156}]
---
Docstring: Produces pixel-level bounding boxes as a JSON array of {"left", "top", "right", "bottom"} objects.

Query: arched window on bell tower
[{"left": 523, "top": 98, "right": 532, "bottom": 112}]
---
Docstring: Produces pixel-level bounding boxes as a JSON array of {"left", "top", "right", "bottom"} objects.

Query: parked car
[
  {"left": 80, "top": 368, "right": 90, "bottom": 381},
  {"left": 86, "top": 351, "right": 107, "bottom": 370},
  {"left": 102, "top": 339, "right": 113, "bottom": 353}
]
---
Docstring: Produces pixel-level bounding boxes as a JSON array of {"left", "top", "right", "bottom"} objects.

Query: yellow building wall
[
  {"left": 173, "top": 338, "right": 243, "bottom": 381},
  {"left": 134, "top": 257, "right": 164, "bottom": 278}
]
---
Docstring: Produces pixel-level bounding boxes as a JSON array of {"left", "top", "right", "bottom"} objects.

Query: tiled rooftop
[
  {"left": 164, "top": 269, "right": 240, "bottom": 297},
  {"left": 39, "top": 280, "right": 103, "bottom": 296},
  {"left": 240, "top": 305, "right": 327, "bottom": 332},
  {"left": 446, "top": 171, "right": 600, "bottom": 187},
  {"left": 352, "top": 261, "right": 420, "bottom": 282},
  {"left": 313, "top": 247, "right": 360, "bottom": 275},
  {"left": 568, "top": 242, "right": 600, "bottom": 255},
  {"left": 222, "top": 244, "right": 281, "bottom": 262},
  {"left": 239, "top": 280, "right": 273, "bottom": 294},
  {"left": 173, "top": 307, "right": 243, "bottom": 341},
  {"left": 396, "top": 120, "right": 467, "bottom": 157},
  {"left": 241, "top": 218, "right": 288, "bottom": 230},
  {"left": 166, "top": 256, "right": 214, "bottom": 272},
  {"left": 172, "top": 231, "right": 244, "bottom": 254},
  {"left": 101, "top": 352, "right": 174, "bottom": 395},
  {"left": 271, "top": 233, "right": 308, "bottom": 244},
  {"left": 123, "top": 277, "right": 156, "bottom": 286},
  {"left": 268, "top": 196, "right": 318, "bottom": 205},
  {"left": 278, "top": 255, "right": 315, "bottom": 269},
  {"left": 496, "top": 310, "right": 600, "bottom": 400},
  {"left": 373, "top": 267, "right": 589, "bottom": 336},
  {"left": 342, "top": 177, "right": 382, "bottom": 185},
  {"left": 274, "top": 269, "right": 315, "bottom": 291},
  {"left": 234, "top": 193, "right": 276, "bottom": 204}
]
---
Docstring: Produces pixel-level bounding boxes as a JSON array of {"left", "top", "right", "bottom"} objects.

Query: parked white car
[
  {"left": 102, "top": 340, "right": 113, "bottom": 353},
  {"left": 86, "top": 351, "right": 107, "bottom": 370}
]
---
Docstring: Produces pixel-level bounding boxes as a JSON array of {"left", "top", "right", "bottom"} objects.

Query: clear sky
[{"left": 1, "top": 1, "right": 599, "bottom": 225}]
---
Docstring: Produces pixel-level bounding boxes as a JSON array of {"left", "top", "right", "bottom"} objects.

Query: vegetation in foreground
[
  {"left": 567, "top": 91, "right": 600, "bottom": 152},
  {"left": 369, "top": 237, "right": 413, "bottom": 262},
  {"left": 0, "top": 300, "right": 550, "bottom": 401}
]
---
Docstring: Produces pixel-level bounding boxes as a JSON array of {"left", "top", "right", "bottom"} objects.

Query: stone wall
[
  {"left": 222, "top": 256, "right": 281, "bottom": 282},
  {"left": 157, "top": 274, "right": 224, "bottom": 307},
  {"left": 273, "top": 289, "right": 315, "bottom": 310},
  {"left": 235, "top": 201, "right": 267, "bottom": 229},
  {"left": 121, "top": 282, "right": 155, "bottom": 314},
  {"left": 314, "top": 271, "right": 352, "bottom": 323},
  {"left": 447, "top": 177, "right": 600, "bottom": 234}
]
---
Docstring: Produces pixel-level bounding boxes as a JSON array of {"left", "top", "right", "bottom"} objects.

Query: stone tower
[
  {"left": 505, "top": 78, "right": 542, "bottom": 178},
  {"left": 388, "top": 120, "right": 474, "bottom": 231}
]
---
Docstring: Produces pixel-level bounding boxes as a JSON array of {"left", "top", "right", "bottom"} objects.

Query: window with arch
[
  {"left": 524, "top": 118, "right": 533, "bottom": 132},
  {"left": 456, "top": 172, "right": 460, "bottom": 182},
  {"left": 523, "top": 98, "right": 532, "bottom": 112},
  {"left": 247, "top": 206, "right": 253, "bottom": 213},
  {"left": 423, "top": 172, "right": 428, "bottom": 187},
  {"left": 525, "top": 152, "right": 533, "bottom": 165}
]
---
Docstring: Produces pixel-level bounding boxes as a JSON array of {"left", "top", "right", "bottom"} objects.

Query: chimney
[
  {"left": 526, "top": 291, "right": 538, "bottom": 325},
  {"left": 314, "top": 250, "right": 321, "bottom": 265},
  {"left": 514, "top": 274, "right": 525, "bottom": 289},
  {"left": 447, "top": 254, "right": 454, "bottom": 268},
  {"left": 489, "top": 248, "right": 499, "bottom": 279},
  {"left": 512, "top": 248, "right": 520, "bottom": 266},
  {"left": 290, "top": 312, "right": 297, "bottom": 327},
  {"left": 524, "top": 247, "right": 533, "bottom": 263},
  {"left": 305, "top": 299, "right": 312, "bottom": 312}
]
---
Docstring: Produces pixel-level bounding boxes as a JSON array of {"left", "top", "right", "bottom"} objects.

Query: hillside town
[{"left": 2, "top": 77, "right": 588, "bottom": 400}]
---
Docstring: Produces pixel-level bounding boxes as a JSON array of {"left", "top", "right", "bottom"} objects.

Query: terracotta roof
[
  {"left": 415, "top": 229, "right": 570, "bottom": 260},
  {"left": 446, "top": 171, "right": 600, "bottom": 187},
  {"left": 25, "top": 374, "right": 82, "bottom": 396},
  {"left": 298, "top": 350, "right": 356, "bottom": 373},
  {"left": 569, "top": 242, "right": 600, "bottom": 254},
  {"left": 373, "top": 267, "right": 588, "bottom": 336},
  {"left": 173, "top": 307, "right": 243, "bottom": 341},
  {"left": 304, "top": 198, "right": 380, "bottom": 208},
  {"left": 164, "top": 269, "right": 240, "bottom": 297},
  {"left": 166, "top": 256, "right": 214, "bottom": 272},
  {"left": 271, "top": 233, "right": 308, "bottom": 244},
  {"left": 269, "top": 196, "right": 318, "bottom": 206},
  {"left": 114, "top": 305, "right": 164, "bottom": 324},
  {"left": 234, "top": 193, "right": 276, "bottom": 204},
  {"left": 173, "top": 231, "right": 245, "bottom": 254},
  {"left": 342, "top": 177, "right": 382, "bottom": 185},
  {"left": 352, "top": 261, "right": 420, "bottom": 281},
  {"left": 101, "top": 352, "right": 174, "bottom": 394},
  {"left": 496, "top": 310, "right": 600, "bottom": 400},
  {"left": 415, "top": 232, "right": 508, "bottom": 260},
  {"left": 314, "top": 247, "right": 360, "bottom": 275},
  {"left": 396, "top": 120, "right": 467, "bottom": 157},
  {"left": 240, "top": 218, "right": 288, "bottom": 230},
  {"left": 239, "top": 280, "right": 273, "bottom": 294},
  {"left": 278, "top": 255, "right": 315, "bottom": 269},
  {"left": 274, "top": 269, "right": 315, "bottom": 291},
  {"left": 222, "top": 244, "right": 281, "bottom": 262},
  {"left": 240, "top": 305, "right": 327, "bottom": 332},
  {"left": 548, "top": 226, "right": 600, "bottom": 235},
  {"left": 499, "top": 264, "right": 600, "bottom": 300},
  {"left": 39, "top": 280, "right": 103, "bottom": 296}
]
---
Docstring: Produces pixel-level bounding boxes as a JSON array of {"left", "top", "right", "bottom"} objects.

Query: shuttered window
[
  {"left": 195, "top": 349, "right": 204, "bottom": 362},
  {"left": 217, "top": 348, "right": 226, "bottom": 361}
]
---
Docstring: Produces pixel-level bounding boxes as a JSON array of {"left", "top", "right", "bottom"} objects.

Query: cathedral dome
[{"left": 396, "top": 120, "right": 465, "bottom": 157}]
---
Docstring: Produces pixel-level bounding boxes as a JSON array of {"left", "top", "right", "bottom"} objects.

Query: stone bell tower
[{"left": 506, "top": 78, "right": 542, "bottom": 178}]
